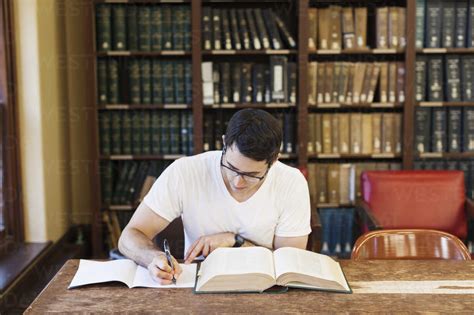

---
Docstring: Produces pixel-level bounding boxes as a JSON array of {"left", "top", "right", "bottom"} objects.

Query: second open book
[{"left": 195, "top": 246, "right": 351, "bottom": 293}]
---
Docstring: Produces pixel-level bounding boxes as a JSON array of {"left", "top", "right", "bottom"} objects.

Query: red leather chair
[{"left": 357, "top": 171, "right": 474, "bottom": 244}]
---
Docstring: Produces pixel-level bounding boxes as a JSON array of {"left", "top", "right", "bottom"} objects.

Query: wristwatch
[{"left": 233, "top": 234, "right": 245, "bottom": 248}]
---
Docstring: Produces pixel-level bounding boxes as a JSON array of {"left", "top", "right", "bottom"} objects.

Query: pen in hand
[{"left": 163, "top": 239, "right": 177, "bottom": 285}]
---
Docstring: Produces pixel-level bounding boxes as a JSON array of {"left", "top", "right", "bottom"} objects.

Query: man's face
[{"left": 221, "top": 144, "right": 270, "bottom": 194}]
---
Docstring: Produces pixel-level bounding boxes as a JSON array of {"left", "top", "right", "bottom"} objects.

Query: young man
[{"left": 118, "top": 109, "right": 311, "bottom": 284}]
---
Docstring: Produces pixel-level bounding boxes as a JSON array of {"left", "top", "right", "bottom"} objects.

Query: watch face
[{"left": 234, "top": 234, "right": 244, "bottom": 247}]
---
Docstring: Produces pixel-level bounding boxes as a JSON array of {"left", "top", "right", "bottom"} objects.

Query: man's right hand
[{"left": 147, "top": 252, "right": 183, "bottom": 285}]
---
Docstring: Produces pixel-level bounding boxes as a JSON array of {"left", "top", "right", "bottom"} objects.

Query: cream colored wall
[{"left": 14, "top": 0, "right": 94, "bottom": 242}]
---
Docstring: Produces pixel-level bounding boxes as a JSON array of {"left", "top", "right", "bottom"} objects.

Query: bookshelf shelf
[
  {"left": 204, "top": 103, "right": 296, "bottom": 109},
  {"left": 308, "top": 153, "right": 402, "bottom": 160},
  {"left": 202, "top": 49, "right": 297, "bottom": 56},
  {"left": 417, "top": 152, "right": 474, "bottom": 159},
  {"left": 418, "top": 102, "right": 474, "bottom": 107},
  {"left": 96, "top": 51, "right": 191, "bottom": 57},
  {"left": 417, "top": 48, "right": 474, "bottom": 54},
  {"left": 317, "top": 203, "right": 355, "bottom": 209},
  {"left": 99, "top": 104, "right": 191, "bottom": 110},
  {"left": 101, "top": 154, "right": 186, "bottom": 160},
  {"left": 95, "top": 0, "right": 190, "bottom": 3},
  {"left": 309, "top": 102, "right": 403, "bottom": 109},
  {"left": 309, "top": 48, "right": 405, "bottom": 55},
  {"left": 107, "top": 205, "right": 135, "bottom": 211}
]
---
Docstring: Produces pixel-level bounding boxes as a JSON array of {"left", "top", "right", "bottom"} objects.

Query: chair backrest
[
  {"left": 361, "top": 170, "right": 467, "bottom": 239},
  {"left": 352, "top": 229, "right": 471, "bottom": 260},
  {"left": 154, "top": 217, "right": 185, "bottom": 259}
]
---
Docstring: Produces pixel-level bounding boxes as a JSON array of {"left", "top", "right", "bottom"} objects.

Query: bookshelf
[{"left": 87, "top": 0, "right": 472, "bottom": 257}]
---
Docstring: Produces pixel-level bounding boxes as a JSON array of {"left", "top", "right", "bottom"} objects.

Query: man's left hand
[{"left": 184, "top": 232, "right": 235, "bottom": 264}]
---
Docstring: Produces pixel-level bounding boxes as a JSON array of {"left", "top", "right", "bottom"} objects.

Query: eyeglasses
[{"left": 220, "top": 150, "right": 269, "bottom": 184}]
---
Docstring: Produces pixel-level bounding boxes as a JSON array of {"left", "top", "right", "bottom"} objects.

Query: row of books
[
  {"left": 101, "top": 160, "right": 169, "bottom": 206},
  {"left": 95, "top": 4, "right": 191, "bottom": 51},
  {"left": 416, "top": 0, "right": 474, "bottom": 49},
  {"left": 97, "top": 59, "right": 192, "bottom": 105},
  {"left": 413, "top": 159, "right": 474, "bottom": 199},
  {"left": 203, "top": 112, "right": 296, "bottom": 154},
  {"left": 319, "top": 208, "right": 355, "bottom": 258},
  {"left": 308, "top": 113, "right": 403, "bottom": 156},
  {"left": 202, "top": 7, "right": 295, "bottom": 51},
  {"left": 415, "top": 107, "right": 474, "bottom": 153},
  {"left": 202, "top": 58, "right": 296, "bottom": 105},
  {"left": 415, "top": 55, "right": 474, "bottom": 102},
  {"left": 309, "top": 6, "right": 406, "bottom": 51},
  {"left": 307, "top": 162, "right": 401, "bottom": 206},
  {"left": 308, "top": 62, "right": 405, "bottom": 105},
  {"left": 99, "top": 110, "right": 193, "bottom": 156}
]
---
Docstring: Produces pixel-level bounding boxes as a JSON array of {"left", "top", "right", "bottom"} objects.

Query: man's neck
[{"left": 221, "top": 170, "right": 265, "bottom": 203}]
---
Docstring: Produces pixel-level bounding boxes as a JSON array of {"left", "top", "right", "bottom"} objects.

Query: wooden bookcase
[{"left": 89, "top": 0, "right": 422, "bottom": 257}]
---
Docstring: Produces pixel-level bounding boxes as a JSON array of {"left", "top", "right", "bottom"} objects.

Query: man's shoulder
[
  {"left": 171, "top": 151, "right": 220, "bottom": 172},
  {"left": 272, "top": 161, "right": 304, "bottom": 179}
]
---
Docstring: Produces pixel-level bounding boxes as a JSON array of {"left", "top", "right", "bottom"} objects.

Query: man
[{"left": 118, "top": 109, "right": 311, "bottom": 285}]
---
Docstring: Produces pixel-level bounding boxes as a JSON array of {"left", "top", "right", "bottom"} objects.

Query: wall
[{"left": 13, "top": 0, "right": 94, "bottom": 242}]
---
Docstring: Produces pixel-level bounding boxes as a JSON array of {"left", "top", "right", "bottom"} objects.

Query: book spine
[
  {"left": 169, "top": 111, "right": 180, "bottom": 154},
  {"left": 151, "top": 111, "right": 161, "bottom": 154},
  {"left": 415, "top": 56, "right": 427, "bottom": 102},
  {"left": 96, "top": 4, "right": 111, "bottom": 51},
  {"left": 469, "top": 0, "right": 474, "bottom": 47},
  {"left": 163, "top": 61, "right": 174, "bottom": 104},
  {"left": 202, "top": 7, "right": 212, "bottom": 50},
  {"left": 448, "top": 107, "right": 462, "bottom": 152},
  {"left": 394, "top": 114, "right": 402, "bottom": 154},
  {"left": 318, "top": 8, "right": 329, "bottom": 50},
  {"left": 213, "top": 63, "right": 220, "bottom": 104},
  {"left": 100, "top": 161, "right": 113, "bottom": 205},
  {"left": 183, "top": 6, "right": 192, "bottom": 51},
  {"left": 150, "top": 5, "right": 162, "bottom": 51},
  {"left": 308, "top": 8, "right": 318, "bottom": 50},
  {"left": 112, "top": 5, "right": 127, "bottom": 50},
  {"left": 111, "top": 111, "right": 122, "bottom": 155},
  {"left": 342, "top": 7, "right": 355, "bottom": 49},
  {"left": 361, "top": 114, "right": 373, "bottom": 154},
  {"left": 107, "top": 59, "right": 119, "bottom": 104},
  {"left": 212, "top": 8, "right": 222, "bottom": 50},
  {"left": 152, "top": 60, "right": 163, "bottom": 104},
  {"left": 350, "top": 113, "right": 362, "bottom": 154},
  {"left": 138, "top": 6, "right": 151, "bottom": 51},
  {"left": 432, "top": 107, "right": 447, "bottom": 152},
  {"left": 376, "top": 7, "right": 389, "bottom": 49},
  {"left": 184, "top": 62, "right": 192, "bottom": 104},
  {"left": 283, "top": 113, "right": 294, "bottom": 153},
  {"left": 415, "top": 0, "right": 426, "bottom": 48},
  {"left": 372, "top": 113, "right": 382, "bottom": 154},
  {"left": 315, "top": 114, "right": 322, "bottom": 153},
  {"left": 442, "top": 1, "right": 456, "bottom": 48},
  {"left": 328, "top": 6, "right": 342, "bottom": 50},
  {"left": 221, "top": 9, "right": 232, "bottom": 50},
  {"left": 328, "top": 165, "right": 340, "bottom": 205},
  {"left": 232, "top": 63, "right": 241, "bottom": 103},
  {"left": 264, "top": 9, "right": 283, "bottom": 50},
  {"left": 322, "top": 114, "right": 332, "bottom": 153},
  {"left": 428, "top": 56, "right": 444, "bottom": 102},
  {"left": 141, "top": 111, "right": 151, "bottom": 155},
  {"left": 331, "top": 115, "right": 340, "bottom": 153},
  {"left": 121, "top": 111, "right": 132, "bottom": 155},
  {"left": 237, "top": 9, "right": 251, "bottom": 50},
  {"left": 162, "top": 6, "right": 172, "bottom": 50},
  {"left": 174, "top": 62, "right": 185, "bottom": 104},
  {"left": 339, "top": 113, "right": 350, "bottom": 154},
  {"left": 415, "top": 107, "right": 432, "bottom": 153},
  {"left": 388, "top": 7, "right": 399, "bottom": 48},
  {"left": 201, "top": 62, "right": 214, "bottom": 105},
  {"left": 172, "top": 6, "right": 184, "bottom": 50},
  {"left": 425, "top": 0, "right": 442, "bottom": 48},
  {"left": 455, "top": 0, "right": 469, "bottom": 47},
  {"left": 254, "top": 9, "right": 270, "bottom": 49},
  {"left": 241, "top": 63, "right": 253, "bottom": 103},
  {"left": 398, "top": 7, "right": 407, "bottom": 49},
  {"left": 287, "top": 62, "right": 297, "bottom": 104},
  {"left": 354, "top": 7, "right": 367, "bottom": 48},
  {"left": 462, "top": 56, "right": 474, "bottom": 101},
  {"left": 463, "top": 108, "right": 474, "bottom": 152},
  {"left": 97, "top": 58, "right": 108, "bottom": 104},
  {"left": 127, "top": 5, "right": 138, "bottom": 51},
  {"left": 396, "top": 62, "right": 406, "bottom": 103},
  {"left": 140, "top": 59, "right": 152, "bottom": 104},
  {"left": 229, "top": 9, "right": 241, "bottom": 50},
  {"left": 160, "top": 111, "right": 170, "bottom": 154},
  {"left": 220, "top": 62, "right": 231, "bottom": 103},
  {"left": 270, "top": 56, "right": 288, "bottom": 102},
  {"left": 445, "top": 55, "right": 462, "bottom": 102},
  {"left": 273, "top": 13, "right": 296, "bottom": 48},
  {"left": 180, "top": 111, "right": 188, "bottom": 155},
  {"left": 131, "top": 111, "right": 142, "bottom": 155},
  {"left": 99, "top": 112, "right": 111, "bottom": 155},
  {"left": 338, "top": 63, "right": 349, "bottom": 103},
  {"left": 382, "top": 113, "right": 395, "bottom": 154}
]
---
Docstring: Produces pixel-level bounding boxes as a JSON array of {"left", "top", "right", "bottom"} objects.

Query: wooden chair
[{"left": 351, "top": 229, "right": 471, "bottom": 260}]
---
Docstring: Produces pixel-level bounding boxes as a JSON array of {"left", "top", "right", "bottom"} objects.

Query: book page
[
  {"left": 132, "top": 263, "right": 197, "bottom": 288},
  {"left": 273, "top": 247, "right": 349, "bottom": 291},
  {"left": 196, "top": 247, "right": 275, "bottom": 290},
  {"left": 68, "top": 259, "right": 137, "bottom": 289}
]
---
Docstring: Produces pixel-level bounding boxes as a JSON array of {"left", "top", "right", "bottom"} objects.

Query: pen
[{"left": 163, "top": 239, "right": 176, "bottom": 284}]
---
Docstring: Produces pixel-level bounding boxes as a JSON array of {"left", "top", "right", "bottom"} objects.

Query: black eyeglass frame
[{"left": 220, "top": 146, "right": 270, "bottom": 182}]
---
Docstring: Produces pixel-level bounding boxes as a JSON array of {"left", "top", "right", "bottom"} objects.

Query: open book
[
  {"left": 194, "top": 247, "right": 351, "bottom": 293},
  {"left": 68, "top": 259, "right": 197, "bottom": 289}
]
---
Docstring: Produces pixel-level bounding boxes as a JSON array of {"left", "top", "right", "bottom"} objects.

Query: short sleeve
[
  {"left": 143, "top": 160, "right": 184, "bottom": 222},
  {"left": 274, "top": 171, "right": 312, "bottom": 237}
]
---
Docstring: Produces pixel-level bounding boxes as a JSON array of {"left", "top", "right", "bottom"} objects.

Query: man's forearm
[{"left": 118, "top": 227, "right": 163, "bottom": 267}]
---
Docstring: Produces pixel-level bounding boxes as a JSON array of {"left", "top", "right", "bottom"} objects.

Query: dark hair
[{"left": 224, "top": 109, "right": 282, "bottom": 164}]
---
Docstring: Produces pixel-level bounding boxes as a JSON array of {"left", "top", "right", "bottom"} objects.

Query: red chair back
[{"left": 361, "top": 171, "right": 467, "bottom": 239}]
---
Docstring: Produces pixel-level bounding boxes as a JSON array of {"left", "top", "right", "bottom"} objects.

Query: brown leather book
[
  {"left": 339, "top": 62, "right": 350, "bottom": 103},
  {"left": 376, "top": 7, "right": 389, "bottom": 49},
  {"left": 350, "top": 113, "right": 362, "bottom": 154},
  {"left": 308, "top": 113, "right": 316, "bottom": 154},
  {"left": 339, "top": 164, "right": 353, "bottom": 204},
  {"left": 361, "top": 114, "right": 373, "bottom": 154},
  {"left": 360, "top": 63, "right": 374, "bottom": 104},
  {"left": 388, "top": 62, "right": 398, "bottom": 103},
  {"left": 398, "top": 7, "right": 406, "bottom": 49},
  {"left": 394, "top": 113, "right": 402, "bottom": 154},
  {"left": 328, "top": 164, "right": 340, "bottom": 204},
  {"left": 329, "top": 6, "right": 342, "bottom": 50},
  {"left": 316, "top": 164, "right": 328, "bottom": 203},
  {"left": 308, "top": 62, "right": 318, "bottom": 105},
  {"left": 315, "top": 114, "right": 322, "bottom": 153},
  {"left": 382, "top": 113, "right": 395, "bottom": 153},
  {"left": 325, "top": 62, "right": 335, "bottom": 103},
  {"left": 308, "top": 8, "right": 318, "bottom": 50},
  {"left": 317, "top": 63, "right": 325, "bottom": 104},
  {"left": 388, "top": 7, "right": 399, "bottom": 48},
  {"left": 331, "top": 114, "right": 340, "bottom": 153},
  {"left": 379, "top": 62, "right": 389, "bottom": 103},
  {"left": 322, "top": 114, "right": 332, "bottom": 153},
  {"left": 354, "top": 8, "right": 367, "bottom": 48},
  {"left": 342, "top": 7, "right": 355, "bottom": 49},
  {"left": 333, "top": 63, "right": 342, "bottom": 102},
  {"left": 396, "top": 62, "right": 406, "bottom": 103},
  {"left": 318, "top": 8, "right": 330, "bottom": 50},
  {"left": 339, "top": 113, "right": 350, "bottom": 153},
  {"left": 367, "top": 63, "right": 381, "bottom": 103},
  {"left": 346, "top": 63, "right": 355, "bottom": 104},
  {"left": 372, "top": 113, "right": 382, "bottom": 154},
  {"left": 352, "top": 63, "right": 367, "bottom": 104},
  {"left": 307, "top": 163, "right": 317, "bottom": 204}
]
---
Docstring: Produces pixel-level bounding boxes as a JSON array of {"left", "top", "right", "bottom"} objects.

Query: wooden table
[{"left": 25, "top": 259, "right": 474, "bottom": 313}]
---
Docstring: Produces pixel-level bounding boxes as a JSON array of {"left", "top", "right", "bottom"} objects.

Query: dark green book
[
  {"left": 184, "top": 62, "right": 192, "bottom": 104},
  {"left": 445, "top": 55, "right": 461, "bottom": 102},
  {"left": 121, "top": 111, "right": 132, "bottom": 155},
  {"left": 141, "top": 111, "right": 151, "bottom": 155},
  {"left": 463, "top": 109, "right": 474, "bottom": 152},
  {"left": 187, "top": 111, "right": 193, "bottom": 155},
  {"left": 140, "top": 59, "right": 152, "bottom": 104},
  {"left": 415, "top": 107, "right": 431, "bottom": 153},
  {"left": 169, "top": 111, "right": 180, "bottom": 154},
  {"left": 160, "top": 111, "right": 170, "bottom": 154},
  {"left": 96, "top": 4, "right": 111, "bottom": 51},
  {"left": 183, "top": 6, "right": 191, "bottom": 51},
  {"left": 427, "top": 56, "right": 444, "bottom": 102},
  {"left": 162, "top": 6, "right": 173, "bottom": 50},
  {"left": 112, "top": 5, "right": 127, "bottom": 50},
  {"left": 203, "top": 113, "right": 212, "bottom": 151},
  {"left": 110, "top": 111, "right": 122, "bottom": 155},
  {"left": 131, "top": 111, "right": 142, "bottom": 155},
  {"left": 425, "top": 0, "right": 442, "bottom": 48},
  {"left": 431, "top": 108, "right": 447, "bottom": 153},
  {"left": 127, "top": 5, "right": 138, "bottom": 51},
  {"left": 107, "top": 59, "right": 120, "bottom": 104},
  {"left": 151, "top": 111, "right": 161, "bottom": 155},
  {"left": 415, "top": 56, "right": 427, "bottom": 102},
  {"left": 231, "top": 63, "right": 241, "bottom": 103},
  {"left": 99, "top": 111, "right": 111, "bottom": 155},
  {"left": 172, "top": 7, "right": 184, "bottom": 50},
  {"left": 441, "top": 1, "right": 456, "bottom": 48},
  {"left": 455, "top": 0, "right": 469, "bottom": 48},
  {"left": 447, "top": 107, "right": 462, "bottom": 152},
  {"left": 97, "top": 58, "right": 108, "bottom": 104},
  {"left": 180, "top": 111, "right": 189, "bottom": 155},
  {"left": 138, "top": 6, "right": 151, "bottom": 51},
  {"left": 415, "top": 0, "right": 426, "bottom": 48},
  {"left": 151, "top": 5, "right": 163, "bottom": 50},
  {"left": 112, "top": 162, "right": 131, "bottom": 204},
  {"left": 461, "top": 56, "right": 474, "bottom": 101},
  {"left": 119, "top": 161, "right": 139, "bottom": 204},
  {"left": 163, "top": 61, "right": 174, "bottom": 104},
  {"left": 174, "top": 62, "right": 185, "bottom": 104},
  {"left": 100, "top": 161, "right": 113, "bottom": 205},
  {"left": 128, "top": 59, "right": 140, "bottom": 104},
  {"left": 152, "top": 60, "right": 163, "bottom": 104}
]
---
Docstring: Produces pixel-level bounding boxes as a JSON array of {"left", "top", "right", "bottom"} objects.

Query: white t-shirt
[{"left": 144, "top": 151, "right": 311, "bottom": 256}]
